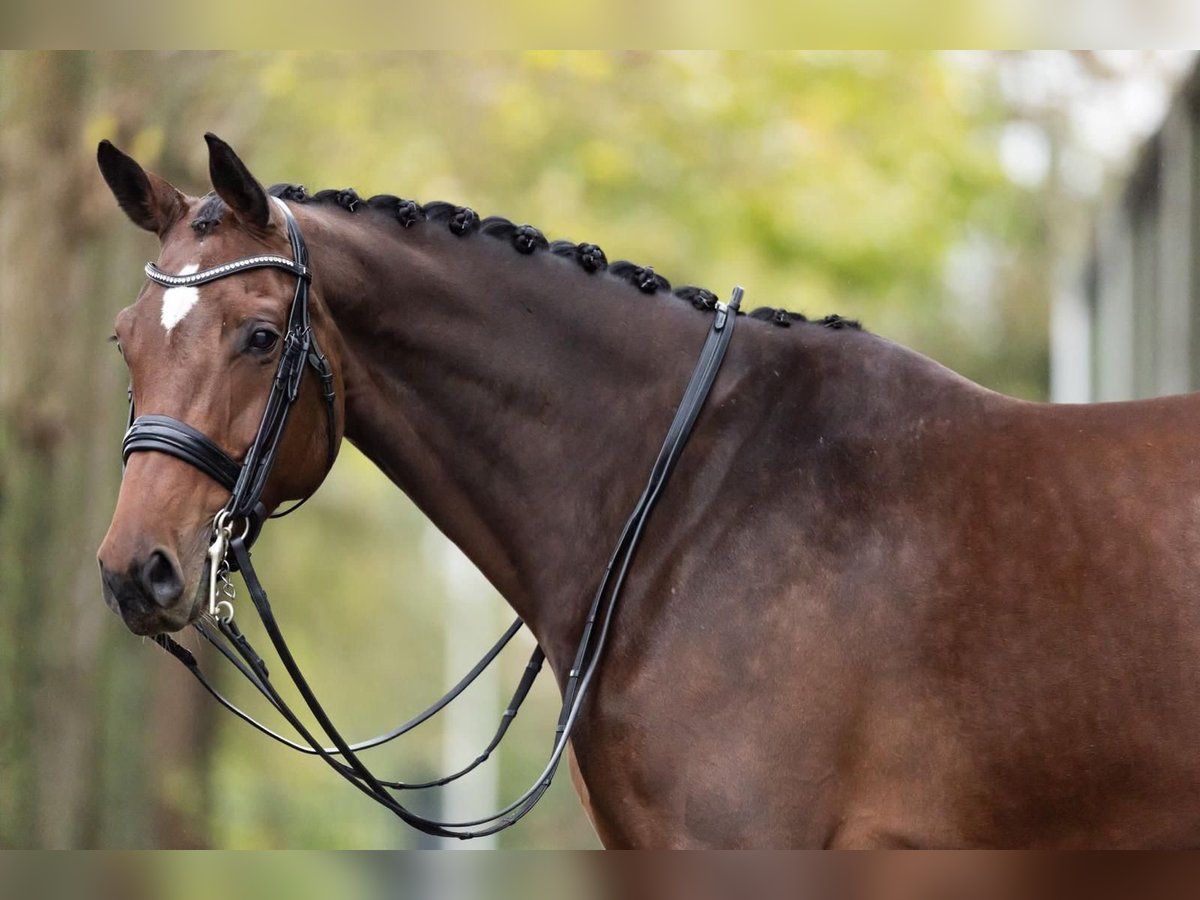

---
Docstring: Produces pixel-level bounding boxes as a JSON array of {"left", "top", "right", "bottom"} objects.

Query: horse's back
[
  {"left": 836, "top": 390, "right": 1200, "bottom": 847},
  {"left": 580, "top": 349, "right": 1200, "bottom": 847}
]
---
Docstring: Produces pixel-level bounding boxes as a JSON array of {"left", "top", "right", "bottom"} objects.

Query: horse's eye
[{"left": 249, "top": 328, "right": 279, "bottom": 352}]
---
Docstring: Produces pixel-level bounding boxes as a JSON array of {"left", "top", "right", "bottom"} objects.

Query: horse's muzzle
[{"left": 99, "top": 549, "right": 193, "bottom": 635}]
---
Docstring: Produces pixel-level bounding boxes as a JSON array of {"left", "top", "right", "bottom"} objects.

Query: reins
[{"left": 122, "top": 198, "right": 742, "bottom": 838}]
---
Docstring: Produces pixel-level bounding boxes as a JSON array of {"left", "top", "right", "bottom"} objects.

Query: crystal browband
[{"left": 145, "top": 255, "right": 310, "bottom": 288}]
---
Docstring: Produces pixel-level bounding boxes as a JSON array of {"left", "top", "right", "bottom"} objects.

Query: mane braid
[
  {"left": 550, "top": 240, "right": 608, "bottom": 273},
  {"left": 421, "top": 201, "right": 459, "bottom": 224},
  {"left": 361, "top": 194, "right": 417, "bottom": 227},
  {"left": 268, "top": 182, "right": 863, "bottom": 331},
  {"left": 269, "top": 183, "right": 308, "bottom": 202}
]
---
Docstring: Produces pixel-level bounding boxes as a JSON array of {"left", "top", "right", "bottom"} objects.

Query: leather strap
[
  {"left": 122, "top": 414, "right": 241, "bottom": 491},
  {"left": 153, "top": 286, "right": 744, "bottom": 839},
  {"left": 124, "top": 198, "right": 337, "bottom": 539},
  {"left": 129, "top": 196, "right": 745, "bottom": 837},
  {"left": 146, "top": 254, "right": 309, "bottom": 287}
]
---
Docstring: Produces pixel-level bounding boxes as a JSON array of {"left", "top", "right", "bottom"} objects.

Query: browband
[{"left": 145, "top": 254, "right": 309, "bottom": 287}]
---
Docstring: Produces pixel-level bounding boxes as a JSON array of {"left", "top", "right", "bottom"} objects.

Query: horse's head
[{"left": 96, "top": 134, "right": 343, "bottom": 635}]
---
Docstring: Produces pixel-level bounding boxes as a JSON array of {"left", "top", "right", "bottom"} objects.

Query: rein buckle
[{"left": 207, "top": 511, "right": 238, "bottom": 623}]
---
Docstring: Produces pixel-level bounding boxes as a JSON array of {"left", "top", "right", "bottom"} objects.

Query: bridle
[
  {"left": 120, "top": 196, "right": 742, "bottom": 839},
  {"left": 124, "top": 198, "right": 337, "bottom": 549}
]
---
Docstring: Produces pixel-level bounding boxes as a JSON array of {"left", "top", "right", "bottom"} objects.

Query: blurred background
[{"left": 0, "top": 50, "right": 1196, "bottom": 849}]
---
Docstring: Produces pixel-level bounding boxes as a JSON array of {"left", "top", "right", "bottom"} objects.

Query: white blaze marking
[{"left": 160, "top": 264, "right": 201, "bottom": 332}]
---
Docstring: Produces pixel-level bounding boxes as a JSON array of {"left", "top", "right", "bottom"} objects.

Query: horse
[{"left": 96, "top": 134, "right": 1200, "bottom": 848}]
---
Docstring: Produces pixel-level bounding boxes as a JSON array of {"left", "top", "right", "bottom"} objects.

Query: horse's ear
[
  {"left": 96, "top": 140, "right": 186, "bottom": 236},
  {"left": 204, "top": 133, "right": 270, "bottom": 232}
]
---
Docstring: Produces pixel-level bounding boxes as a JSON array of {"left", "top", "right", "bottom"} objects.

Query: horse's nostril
[{"left": 140, "top": 549, "right": 183, "bottom": 609}]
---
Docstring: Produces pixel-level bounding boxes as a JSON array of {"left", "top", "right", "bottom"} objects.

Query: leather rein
[{"left": 122, "top": 197, "right": 743, "bottom": 839}]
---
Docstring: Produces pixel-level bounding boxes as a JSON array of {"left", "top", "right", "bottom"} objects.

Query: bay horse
[{"left": 97, "top": 134, "right": 1200, "bottom": 848}]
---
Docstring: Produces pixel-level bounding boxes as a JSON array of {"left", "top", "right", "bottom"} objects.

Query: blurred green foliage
[
  {"left": 2, "top": 51, "right": 1054, "bottom": 849},
  {"left": 229, "top": 52, "right": 1046, "bottom": 396}
]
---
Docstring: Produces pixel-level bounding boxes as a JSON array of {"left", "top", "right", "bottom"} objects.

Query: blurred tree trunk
[
  {"left": 0, "top": 50, "right": 215, "bottom": 849},
  {"left": 1, "top": 48, "right": 106, "bottom": 850}
]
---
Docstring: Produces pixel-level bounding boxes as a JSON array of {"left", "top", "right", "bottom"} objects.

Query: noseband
[
  {"left": 119, "top": 197, "right": 743, "bottom": 839},
  {"left": 123, "top": 197, "right": 337, "bottom": 546}
]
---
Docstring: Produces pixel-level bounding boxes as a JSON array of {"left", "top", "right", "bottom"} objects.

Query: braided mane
[{"left": 190, "top": 184, "right": 861, "bottom": 331}]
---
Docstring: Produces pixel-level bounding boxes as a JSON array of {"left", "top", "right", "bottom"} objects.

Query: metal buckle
[
  {"left": 207, "top": 510, "right": 248, "bottom": 623},
  {"left": 283, "top": 329, "right": 311, "bottom": 401}
]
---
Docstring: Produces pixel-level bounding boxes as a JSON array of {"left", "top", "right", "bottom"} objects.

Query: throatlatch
[{"left": 122, "top": 196, "right": 742, "bottom": 838}]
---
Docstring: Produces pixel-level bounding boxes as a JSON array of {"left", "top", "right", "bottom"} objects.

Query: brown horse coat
[{"left": 98, "top": 136, "right": 1200, "bottom": 848}]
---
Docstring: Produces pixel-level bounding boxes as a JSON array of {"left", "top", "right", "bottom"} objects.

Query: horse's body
[{"left": 97, "top": 137, "right": 1200, "bottom": 848}]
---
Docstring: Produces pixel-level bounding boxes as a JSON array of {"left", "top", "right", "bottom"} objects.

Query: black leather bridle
[
  {"left": 122, "top": 197, "right": 743, "bottom": 839},
  {"left": 124, "top": 198, "right": 337, "bottom": 546}
]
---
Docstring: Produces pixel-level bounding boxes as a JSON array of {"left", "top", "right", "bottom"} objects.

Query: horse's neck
[{"left": 309, "top": 210, "right": 718, "bottom": 668}]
